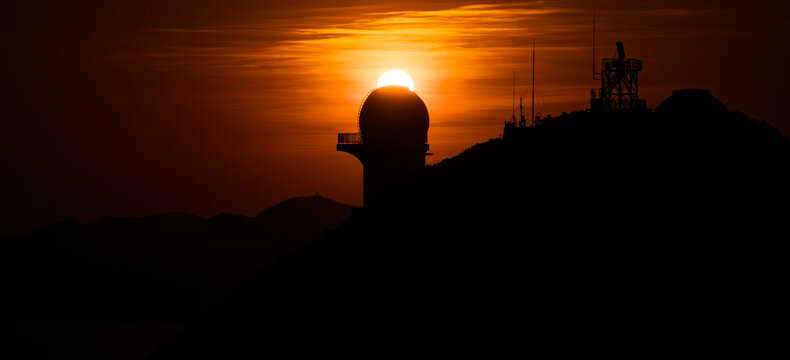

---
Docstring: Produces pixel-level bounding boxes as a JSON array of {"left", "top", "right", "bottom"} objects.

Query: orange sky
[{"left": 2, "top": 1, "right": 789, "bottom": 235}]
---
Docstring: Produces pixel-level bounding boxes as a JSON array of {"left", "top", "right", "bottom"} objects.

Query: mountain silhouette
[
  {"left": 0, "top": 195, "right": 351, "bottom": 359},
  {"left": 153, "top": 92, "right": 788, "bottom": 358}
]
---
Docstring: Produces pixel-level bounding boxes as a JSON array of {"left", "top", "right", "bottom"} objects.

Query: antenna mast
[
  {"left": 512, "top": 71, "right": 516, "bottom": 122},
  {"left": 531, "top": 38, "right": 535, "bottom": 126}
]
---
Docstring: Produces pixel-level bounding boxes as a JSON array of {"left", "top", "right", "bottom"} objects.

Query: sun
[{"left": 377, "top": 69, "right": 415, "bottom": 91}]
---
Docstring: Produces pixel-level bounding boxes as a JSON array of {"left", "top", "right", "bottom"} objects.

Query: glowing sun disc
[{"left": 377, "top": 69, "right": 414, "bottom": 91}]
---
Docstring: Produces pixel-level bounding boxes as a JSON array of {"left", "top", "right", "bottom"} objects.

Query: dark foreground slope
[
  {"left": 156, "top": 108, "right": 788, "bottom": 358},
  {"left": 0, "top": 195, "right": 351, "bottom": 359}
]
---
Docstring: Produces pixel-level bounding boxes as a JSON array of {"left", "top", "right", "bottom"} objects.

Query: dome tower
[{"left": 337, "top": 82, "right": 430, "bottom": 207}]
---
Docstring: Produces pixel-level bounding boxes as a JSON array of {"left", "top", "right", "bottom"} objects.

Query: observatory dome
[
  {"left": 656, "top": 89, "right": 727, "bottom": 118},
  {"left": 359, "top": 85, "right": 429, "bottom": 144}
]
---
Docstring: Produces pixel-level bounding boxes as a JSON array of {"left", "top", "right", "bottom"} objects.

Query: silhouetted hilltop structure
[
  {"left": 338, "top": 85, "right": 430, "bottom": 207},
  {"left": 359, "top": 85, "right": 429, "bottom": 144},
  {"left": 154, "top": 92, "right": 789, "bottom": 358},
  {"left": 0, "top": 195, "right": 351, "bottom": 360},
  {"left": 591, "top": 41, "right": 646, "bottom": 112},
  {"left": 656, "top": 88, "right": 727, "bottom": 117}
]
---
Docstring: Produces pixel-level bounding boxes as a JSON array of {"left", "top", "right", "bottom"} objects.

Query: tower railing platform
[
  {"left": 338, "top": 132, "right": 429, "bottom": 147},
  {"left": 338, "top": 132, "right": 363, "bottom": 144},
  {"left": 601, "top": 58, "right": 642, "bottom": 71}
]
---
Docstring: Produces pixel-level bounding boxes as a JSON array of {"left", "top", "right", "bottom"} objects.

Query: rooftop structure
[
  {"left": 338, "top": 85, "right": 430, "bottom": 207},
  {"left": 591, "top": 41, "right": 646, "bottom": 113}
]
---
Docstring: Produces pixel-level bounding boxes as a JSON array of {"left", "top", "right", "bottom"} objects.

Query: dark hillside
[
  {"left": 0, "top": 195, "right": 351, "bottom": 359},
  {"left": 156, "top": 106, "right": 789, "bottom": 358}
]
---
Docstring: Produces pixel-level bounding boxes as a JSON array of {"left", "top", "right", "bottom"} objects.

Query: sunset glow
[
  {"left": 377, "top": 70, "right": 415, "bottom": 91},
  {"left": 2, "top": 1, "right": 785, "bottom": 236}
]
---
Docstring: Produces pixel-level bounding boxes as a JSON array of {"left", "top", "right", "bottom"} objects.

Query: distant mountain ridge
[{"left": 1, "top": 195, "right": 352, "bottom": 359}]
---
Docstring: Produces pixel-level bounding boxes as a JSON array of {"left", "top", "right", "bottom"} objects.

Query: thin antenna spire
[
  {"left": 512, "top": 71, "right": 516, "bottom": 122},
  {"left": 531, "top": 38, "right": 535, "bottom": 127}
]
